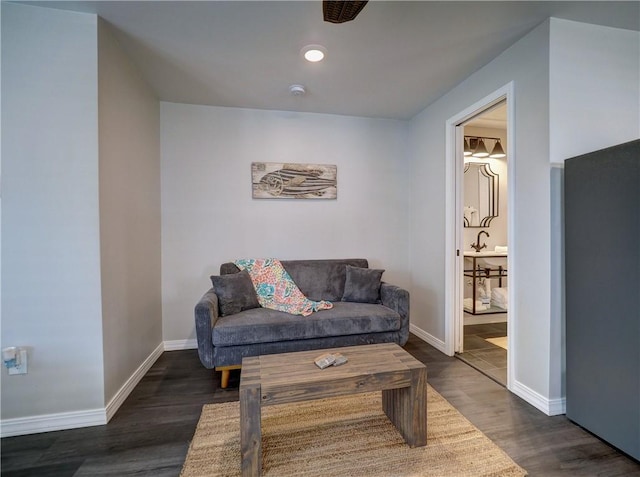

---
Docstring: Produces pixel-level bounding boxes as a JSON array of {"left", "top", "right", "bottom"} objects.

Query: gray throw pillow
[
  {"left": 210, "top": 270, "right": 260, "bottom": 316},
  {"left": 342, "top": 265, "right": 384, "bottom": 304}
]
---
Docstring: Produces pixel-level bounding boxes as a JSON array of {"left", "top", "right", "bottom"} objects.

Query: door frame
[{"left": 443, "top": 82, "right": 516, "bottom": 389}]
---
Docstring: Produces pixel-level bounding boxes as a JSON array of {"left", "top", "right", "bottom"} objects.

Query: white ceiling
[
  {"left": 467, "top": 102, "right": 507, "bottom": 129},
  {"left": 22, "top": 1, "right": 640, "bottom": 120}
]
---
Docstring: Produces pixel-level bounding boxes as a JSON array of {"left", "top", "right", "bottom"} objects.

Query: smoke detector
[{"left": 289, "top": 84, "right": 306, "bottom": 96}]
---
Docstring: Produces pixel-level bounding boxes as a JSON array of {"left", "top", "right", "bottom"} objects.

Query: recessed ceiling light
[{"left": 302, "top": 45, "right": 326, "bottom": 62}]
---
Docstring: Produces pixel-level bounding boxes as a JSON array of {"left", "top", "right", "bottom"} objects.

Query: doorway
[
  {"left": 444, "top": 83, "right": 515, "bottom": 390},
  {"left": 456, "top": 103, "right": 508, "bottom": 386}
]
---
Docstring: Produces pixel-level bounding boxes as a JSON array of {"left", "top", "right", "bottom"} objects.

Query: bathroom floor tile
[{"left": 457, "top": 323, "right": 507, "bottom": 387}]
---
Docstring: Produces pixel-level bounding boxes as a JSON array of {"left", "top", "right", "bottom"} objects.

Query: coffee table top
[{"left": 240, "top": 343, "right": 425, "bottom": 406}]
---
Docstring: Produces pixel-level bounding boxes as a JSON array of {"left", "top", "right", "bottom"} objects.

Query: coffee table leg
[
  {"left": 240, "top": 383, "right": 262, "bottom": 476},
  {"left": 382, "top": 364, "right": 427, "bottom": 447}
]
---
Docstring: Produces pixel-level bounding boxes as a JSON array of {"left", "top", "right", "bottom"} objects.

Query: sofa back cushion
[
  {"left": 210, "top": 269, "right": 260, "bottom": 316},
  {"left": 220, "top": 258, "right": 369, "bottom": 302},
  {"left": 342, "top": 265, "right": 385, "bottom": 304}
]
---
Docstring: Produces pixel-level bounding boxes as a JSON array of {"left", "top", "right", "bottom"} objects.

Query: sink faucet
[{"left": 471, "top": 230, "right": 490, "bottom": 252}]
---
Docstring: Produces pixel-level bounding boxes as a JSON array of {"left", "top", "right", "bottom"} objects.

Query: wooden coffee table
[{"left": 239, "top": 343, "right": 427, "bottom": 476}]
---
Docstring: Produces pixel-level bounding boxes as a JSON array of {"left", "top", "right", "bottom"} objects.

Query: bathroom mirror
[{"left": 463, "top": 162, "right": 498, "bottom": 227}]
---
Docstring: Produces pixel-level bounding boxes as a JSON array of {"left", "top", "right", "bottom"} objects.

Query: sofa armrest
[
  {"left": 194, "top": 288, "right": 220, "bottom": 369},
  {"left": 380, "top": 282, "right": 410, "bottom": 346}
]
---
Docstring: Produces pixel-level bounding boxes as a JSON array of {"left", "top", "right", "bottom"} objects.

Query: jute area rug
[{"left": 181, "top": 386, "right": 526, "bottom": 477}]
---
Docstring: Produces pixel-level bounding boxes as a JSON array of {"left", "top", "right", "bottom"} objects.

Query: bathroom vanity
[{"left": 463, "top": 251, "right": 508, "bottom": 315}]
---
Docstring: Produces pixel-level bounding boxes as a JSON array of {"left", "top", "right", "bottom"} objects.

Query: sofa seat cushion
[{"left": 212, "top": 302, "right": 401, "bottom": 347}]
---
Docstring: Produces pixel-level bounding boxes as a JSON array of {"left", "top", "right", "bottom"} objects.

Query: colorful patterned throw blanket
[{"left": 234, "top": 258, "right": 333, "bottom": 316}]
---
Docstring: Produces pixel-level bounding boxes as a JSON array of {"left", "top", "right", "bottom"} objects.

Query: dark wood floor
[{"left": 2, "top": 334, "right": 639, "bottom": 476}]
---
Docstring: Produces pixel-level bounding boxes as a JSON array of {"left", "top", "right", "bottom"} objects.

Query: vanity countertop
[{"left": 464, "top": 250, "right": 507, "bottom": 257}]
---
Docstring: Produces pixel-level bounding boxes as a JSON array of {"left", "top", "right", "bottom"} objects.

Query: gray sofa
[{"left": 195, "top": 258, "right": 410, "bottom": 387}]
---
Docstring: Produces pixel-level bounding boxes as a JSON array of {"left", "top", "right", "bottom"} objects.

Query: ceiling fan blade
[{"left": 323, "top": 1, "right": 368, "bottom": 23}]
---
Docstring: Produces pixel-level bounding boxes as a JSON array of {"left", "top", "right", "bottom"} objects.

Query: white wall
[
  {"left": 547, "top": 19, "right": 639, "bottom": 404},
  {"left": 409, "top": 20, "right": 555, "bottom": 407},
  {"left": 1, "top": 4, "right": 105, "bottom": 419},
  {"left": 409, "top": 18, "right": 639, "bottom": 413},
  {"left": 3, "top": 4, "right": 636, "bottom": 431},
  {"left": 98, "top": 21, "right": 162, "bottom": 404},
  {"left": 161, "top": 103, "right": 410, "bottom": 342},
  {"left": 549, "top": 19, "right": 640, "bottom": 163}
]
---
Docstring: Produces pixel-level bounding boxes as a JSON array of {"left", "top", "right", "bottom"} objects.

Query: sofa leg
[
  {"left": 221, "top": 369, "right": 230, "bottom": 388},
  {"left": 216, "top": 365, "right": 242, "bottom": 389}
]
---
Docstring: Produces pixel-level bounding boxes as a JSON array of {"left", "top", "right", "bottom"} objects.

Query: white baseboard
[
  {"left": 163, "top": 338, "right": 197, "bottom": 351},
  {"left": 105, "top": 342, "right": 164, "bottom": 421},
  {"left": 410, "top": 323, "right": 447, "bottom": 354},
  {"left": 1, "top": 343, "right": 165, "bottom": 438},
  {"left": 510, "top": 379, "right": 566, "bottom": 416},
  {"left": 408, "top": 324, "right": 567, "bottom": 417},
  {"left": 1, "top": 407, "right": 107, "bottom": 438},
  {"left": 547, "top": 397, "right": 567, "bottom": 416}
]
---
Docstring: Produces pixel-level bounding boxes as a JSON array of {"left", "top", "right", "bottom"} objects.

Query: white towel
[
  {"left": 492, "top": 287, "right": 507, "bottom": 301},
  {"left": 494, "top": 245, "right": 508, "bottom": 253},
  {"left": 484, "top": 278, "right": 492, "bottom": 297},
  {"left": 491, "top": 287, "right": 508, "bottom": 309}
]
